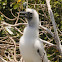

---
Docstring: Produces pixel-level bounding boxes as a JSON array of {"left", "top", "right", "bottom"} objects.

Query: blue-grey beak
[
  {"left": 17, "top": 11, "right": 27, "bottom": 17},
  {"left": 17, "top": 11, "right": 33, "bottom": 19}
]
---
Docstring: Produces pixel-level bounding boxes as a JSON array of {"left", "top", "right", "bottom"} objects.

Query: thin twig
[
  {"left": 9, "top": 37, "right": 17, "bottom": 62},
  {"left": 39, "top": 38, "right": 56, "bottom": 47},
  {"left": 0, "top": 57, "right": 7, "bottom": 62},
  {"left": 15, "top": 10, "right": 20, "bottom": 24},
  {"left": 0, "top": 11, "right": 17, "bottom": 21},
  {"left": 39, "top": 25, "right": 54, "bottom": 37},
  {"left": 14, "top": 27, "right": 23, "bottom": 34}
]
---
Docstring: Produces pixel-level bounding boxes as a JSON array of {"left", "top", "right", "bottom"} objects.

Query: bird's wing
[{"left": 34, "top": 39, "right": 48, "bottom": 62}]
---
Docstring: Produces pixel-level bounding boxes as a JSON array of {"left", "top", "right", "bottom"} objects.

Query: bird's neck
[
  {"left": 23, "top": 27, "right": 39, "bottom": 42},
  {"left": 23, "top": 17, "right": 39, "bottom": 41},
  {"left": 28, "top": 17, "right": 39, "bottom": 29}
]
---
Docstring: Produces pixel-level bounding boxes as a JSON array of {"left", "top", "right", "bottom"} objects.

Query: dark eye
[
  {"left": 27, "top": 12, "right": 32, "bottom": 15},
  {"left": 26, "top": 12, "right": 32, "bottom": 19}
]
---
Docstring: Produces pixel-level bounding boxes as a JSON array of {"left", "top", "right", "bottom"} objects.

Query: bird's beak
[
  {"left": 17, "top": 11, "right": 32, "bottom": 19},
  {"left": 17, "top": 11, "right": 27, "bottom": 18}
]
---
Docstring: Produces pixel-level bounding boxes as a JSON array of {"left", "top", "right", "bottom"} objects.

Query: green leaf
[
  {"left": 2, "top": 2, "right": 6, "bottom": 5},
  {"left": 13, "top": 4, "right": 19, "bottom": 9},
  {"left": 60, "top": 21, "right": 62, "bottom": 24}
]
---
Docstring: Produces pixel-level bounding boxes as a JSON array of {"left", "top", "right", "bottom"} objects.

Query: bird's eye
[
  {"left": 26, "top": 12, "right": 32, "bottom": 19},
  {"left": 27, "top": 12, "right": 32, "bottom": 15}
]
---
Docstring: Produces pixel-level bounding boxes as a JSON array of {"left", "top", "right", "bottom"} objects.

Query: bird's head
[
  {"left": 19, "top": 8, "right": 39, "bottom": 20},
  {"left": 18, "top": 8, "right": 39, "bottom": 28}
]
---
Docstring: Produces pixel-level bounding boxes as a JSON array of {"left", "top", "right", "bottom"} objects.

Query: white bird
[{"left": 19, "top": 8, "right": 48, "bottom": 62}]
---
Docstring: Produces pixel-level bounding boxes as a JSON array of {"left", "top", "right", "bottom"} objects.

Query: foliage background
[{"left": 0, "top": 0, "right": 62, "bottom": 62}]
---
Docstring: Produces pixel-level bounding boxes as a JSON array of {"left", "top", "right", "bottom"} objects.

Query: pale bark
[{"left": 46, "top": 0, "right": 62, "bottom": 54}]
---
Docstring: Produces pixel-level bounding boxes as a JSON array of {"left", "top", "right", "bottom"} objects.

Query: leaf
[
  {"left": 17, "top": 0, "right": 21, "bottom": 3},
  {"left": 56, "top": 50, "right": 58, "bottom": 52},
  {"left": 2, "top": 2, "right": 6, "bottom": 6},
  {"left": 55, "top": 61, "right": 57, "bottom": 62},
  {"left": 59, "top": 55, "right": 62, "bottom": 58},
  {"left": 60, "top": 21, "right": 62, "bottom": 24},
  {"left": 13, "top": 4, "right": 19, "bottom": 9},
  {"left": 0, "top": 17, "right": 2, "bottom": 20}
]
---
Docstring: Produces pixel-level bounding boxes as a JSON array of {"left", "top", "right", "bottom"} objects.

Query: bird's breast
[
  {"left": 19, "top": 37, "right": 35, "bottom": 60},
  {"left": 23, "top": 26, "right": 39, "bottom": 39}
]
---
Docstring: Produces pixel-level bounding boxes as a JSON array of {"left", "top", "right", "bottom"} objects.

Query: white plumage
[{"left": 19, "top": 8, "right": 48, "bottom": 62}]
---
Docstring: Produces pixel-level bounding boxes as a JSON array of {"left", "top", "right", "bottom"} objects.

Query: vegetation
[{"left": 0, "top": 0, "right": 62, "bottom": 62}]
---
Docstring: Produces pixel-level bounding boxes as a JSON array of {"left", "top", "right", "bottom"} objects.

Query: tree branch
[
  {"left": 39, "top": 38, "right": 56, "bottom": 47},
  {"left": 0, "top": 11, "right": 17, "bottom": 21},
  {"left": 1, "top": 21, "right": 54, "bottom": 38},
  {"left": 46, "top": 0, "right": 62, "bottom": 54},
  {"left": 0, "top": 57, "right": 7, "bottom": 62},
  {"left": 39, "top": 25, "right": 54, "bottom": 37}
]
